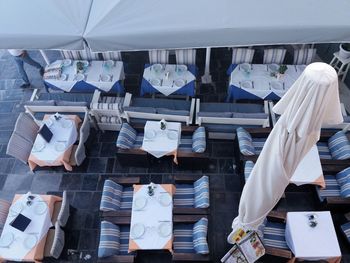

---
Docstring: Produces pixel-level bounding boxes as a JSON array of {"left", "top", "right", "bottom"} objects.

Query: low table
[
  {"left": 0, "top": 193, "right": 61, "bottom": 262},
  {"left": 285, "top": 211, "right": 341, "bottom": 262},
  {"left": 129, "top": 184, "right": 175, "bottom": 252}
]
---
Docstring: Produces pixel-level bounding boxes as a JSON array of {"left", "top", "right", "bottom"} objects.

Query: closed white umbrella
[{"left": 230, "top": 62, "right": 343, "bottom": 234}]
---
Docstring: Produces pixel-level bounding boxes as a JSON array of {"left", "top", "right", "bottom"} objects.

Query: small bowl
[
  {"left": 270, "top": 81, "right": 283, "bottom": 90},
  {"left": 241, "top": 81, "right": 253, "bottom": 89},
  {"left": 268, "top": 64, "right": 279, "bottom": 72},
  {"left": 240, "top": 63, "right": 251, "bottom": 72},
  {"left": 150, "top": 78, "right": 161, "bottom": 86},
  {"left": 174, "top": 79, "right": 185, "bottom": 87},
  {"left": 100, "top": 74, "right": 112, "bottom": 82},
  {"left": 145, "top": 130, "right": 156, "bottom": 140},
  {"left": 177, "top": 65, "right": 187, "bottom": 72},
  {"left": 104, "top": 60, "right": 114, "bottom": 68},
  {"left": 75, "top": 73, "right": 85, "bottom": 81},
  {"left": 152, "top": 64, "right": 163, "bottom": 72},
  {"left": 59, "top": 74, "right": 67, "bottom": 81},
  {"left": 62, "top": 59, "right": 72, "bottom": 67},
  {"left": 81, "top": 60, "right": 89, "bottom": 67}
]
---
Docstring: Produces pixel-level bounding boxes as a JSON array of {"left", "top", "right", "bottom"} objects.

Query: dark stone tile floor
[{"left": 0, "top": 49, "right": 349, "bottom": 263}]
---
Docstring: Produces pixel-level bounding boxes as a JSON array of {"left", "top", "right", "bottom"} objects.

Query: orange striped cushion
[{"left": 0, "top": 200, "right": 11, "bottom": 228}]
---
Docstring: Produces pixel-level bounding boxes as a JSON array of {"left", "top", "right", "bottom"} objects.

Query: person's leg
[
  {"left": 21, "top": 52, "right": 42, "bottom": 69},
  {"left": 13, "top": 56, "right": 30, "bottom": 85}
]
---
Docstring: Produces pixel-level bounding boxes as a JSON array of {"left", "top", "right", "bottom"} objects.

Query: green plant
[
  {"left": 76, "top": 61, "right": 84, "bottom": 71},
  {"left": 279, "top": 65, "right": 288, "bottom": 75},
  {"left": 342, "top": 43, "right": 350, "bottom": 52}
]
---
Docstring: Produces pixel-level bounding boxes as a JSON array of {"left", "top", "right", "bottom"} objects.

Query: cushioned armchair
[
  {"left": 173, "top": 175, "right": 210, "bottom": 215},
  {"left": 100, "top": 177, "right": 140, "bottom": 218},
  {"left": 173, "top": 215, "right": 210, "bottom": 261},
  {"left": 0, "top": 199, "right": 11, "bottom": 236}
]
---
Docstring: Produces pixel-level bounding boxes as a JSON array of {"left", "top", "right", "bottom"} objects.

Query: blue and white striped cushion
[
  {"left": 244, "top": 161, "right": 255, "bottom": 182},
  {"left": 132, "top": 134, "right": 144, "bottom": 149},
  {"left": 317, "top": 175, "right": 341, "bottom": 201},
  {"left": 194, "top": 176, "right": 210, "bottom": 208},
  {"left": 119, "top": 225, "right": 131, "bottom": 255},
  {"left": 336, "top": 167, "right": 350, "bottom": 185},
  {"left": 192, "top": 127, "right": 206, "bottom": 153},
  {"left": 252, "top": 138, "right": 267, "bottom": 154},
  {"left": 263, "top": 221, "right": 289, "bottom": 249},
  {"left": 340, "top": 181, "right": 350, "bottom": 198},
  {"left": 179, "top": 136, "right": 193, "bottom": 152},
  {"left": 174, "top": 224, "right": 195, "bottom": 253},
  {"left": 317, "top": 142, "right": 332, "bottom": 159},
  {"left": 232, "top": 48, "right": 255, "bottom": 64},
  {"left": 341, "top": 222, "right": 350, "bottom": 244},
  {"left": 98, "top": 221, "right": 120, "bottom": 258},
  {"left": 116, "top": 123, "right": 137, "bottom": 149},
  {"left": 237, "top": 127, "right": 255, "bottom": 156},
  {"left": 120, "top": 187, "right": 133, "bottom": 210},
  {"left": 263, "top": 49, "right": 286, "bottom": 64},
  {"left": 100, "top": 180, "right": 123, "bottom": 212},
  {"left": 293, "top": 48, "right": 316, "bottom": 65},
  {"left": 328, "top": 131, "right": 350, "bottom": 160},
  {"left": 193, "top": 218, "right": 209, "bottom": 254},
  {"left": 174, "top": 184, "right": 195, "bottom": 207}
]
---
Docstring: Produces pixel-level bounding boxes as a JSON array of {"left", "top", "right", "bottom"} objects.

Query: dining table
[
  {"left": 28, "top": 114, "right": 81, "bottom": 171},
  {"left": 226, "top": 63, "right": 306, "bottom": 101},
  {"left": 0, "top": 192, "right": 62, "bottom": 262}
]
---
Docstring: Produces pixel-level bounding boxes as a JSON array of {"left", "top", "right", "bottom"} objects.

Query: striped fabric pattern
[
  {"left": 336, "top": 167, "right": 350, "bottom": 185},
  {"left": 6, "top": 132, "right": 33, "bottom": 164},
  {"left": 252, "top": 138, "right": 266, "bottom": 154},
  {"left": 263, "top": 48, "right": 287, "bottom": 64},
  {"left": 120, "top": 187, "right": 133, "bottom": 210},
  {"left": 341, "top": 222, "right": 350, "bottom": 244},
  {"left": 61, "top": 50, "right": 81, "bottom": 60},
  {"left": 78, "top": 48, "right": 100, "bottom": 61},
  {"left": 232, "top": 48, "right": 255, "bottom": 64},
  {"left": 174, "top": 224, "right": 195, "bottom": 253},
  {"left": 293, "top": 48, "right": 316, "bottom": 65},
  {"left": 174, "top": 184, "right": 195, "bottom": 207},
  {"left": 100, "top": 180, "right": 123, "bottom": 212},
  {"left": 194, "top": 176, "right": 210, "bottom": 208},
  {"left": 317, "top": 142, "right": 332, "bottom": 159},
  {"left": 132, "top": 134, "right": 144, "bottom": 149},
  {"left": 237, "top": 127, "right": 256, "bottom": 156},
  {"left": 102, "top": 51, "right": 122, "bottom": 61},
  {"left": 263, "top": 221, "right": 289, "bottom": 249},
  {"left": 149, "top": 50, "right": 169, "bottom": 64},
  {"left": 244, "top": 161, "right": 255, "bottom": 182},
  {"left": 98, "top": 221, "right": 120, "bottom": 258},
  {"left": 0, "top": 199, "right": 10, "bottom": 229},
  {"left": 119, "top": 225, "right": 131, "bottom": 255},
  {"left": 193, "top": 218, "right": 209, "bottom": 254},
  {"left": 116, "top": 123, "right": 137, "bottom": 149},
  {"left": 340, "top": 181, "right": 350, "bottom": 198},
  {"left": 175, "top": 49, "right": 196, "bottom": 65},
  {"left": 328, "top": 131, "right": 350, "bottom": 160},
  {"left": 317, "top": 175, "right": 341, "bottom": 201},
  {"left": 178, "top": 136, "right": 193, "bottom": 152},
  {"left": 192, "top": 127, "right": 206, "bottom": 153}
]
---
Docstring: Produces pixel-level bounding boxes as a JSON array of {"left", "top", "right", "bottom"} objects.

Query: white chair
[
  {"left": 175, "top": 49, "right": 196, "bottom": 65},
  {"left": 101, "top": 51, "right": 122, "bottom": 61},
  {"left": 330, "top": 52, "right": 350, "bottom": 82},
  {"left": 149, "top": 49, "right": 169, "bottom": 64},
  {"left": 51, "top": 191, "right": 70, "bottom": 227},
  {"left": 231, "top": 48, "right": 255, "bottom": 64},
  {"left": 44, "top": 222, "right": 65, "bottom": 259},
  {"left": 293, "top": 48, "right": 316, "bottom": 65},
  {"left": 263, "top": 48, "right": 286, "bottom": 64},
  {"left": 70, "top": 142, "right": 86, "bottom": 166},
  {"left": 79, "top": 116, "right": 90, "bottom": 144}
]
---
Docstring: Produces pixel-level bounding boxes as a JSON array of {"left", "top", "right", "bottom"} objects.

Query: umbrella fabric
[{"left": 231, "top": 63, "right": 343, "bottom": 233}]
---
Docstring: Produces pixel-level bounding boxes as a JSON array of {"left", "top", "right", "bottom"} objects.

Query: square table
[
  {"left": 290, "top": 145, "right": 325, "bottom": 188},
  {"left": 141, "top": 64, "right": 196, "bottom": 96},
  {"left": 0, "top": 193, "right": 62, "bottom": 262},
  {"left": 28, "top": 114, "right": 81, "bottom": 171},
  {"left": 285, "top": 211, "right": 341, "bottom": 262},
  {"left": 141, "top": 121, "right": 181, "bottom": 163},
  {"left": 129, "top": 184, "right": 175, "bottom": 252}
]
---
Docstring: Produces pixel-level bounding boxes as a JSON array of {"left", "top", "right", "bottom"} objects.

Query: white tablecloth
[
  {"left": 45, "top": 60, "right": 125, "bottom": 92},
  {"left": 143, "top": 64, "right": 195, "bottom": 96},
  {"left": 130, "top": 184, "right": 173, "bottom": 250},
  {"left": 285, "top": 211, "right": 341, "bottom": 261},
  {"left": 229, "top": 64, "right": 306, "bottom": 99},
  {"left": 31, "top": 115, "right": 78, "bottom": 163},
  {"left": 0, "top": 193, "right": 52, "bottom": 261},
  {"left": 142, "top": 121, "right": 181, "bottom": 158},
  {"left": 290, "top": 145, "right": 324, "bottom": 187}
]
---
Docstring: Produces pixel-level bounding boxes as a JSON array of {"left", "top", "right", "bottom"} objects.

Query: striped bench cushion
[
  {"left": 174, "top": 184, "right": 195, "bottom": 207},
  {"left": 100, "top": 180, "right": 123, "bottom": 212},
  {"left": 244, "top": 161, "right": 255, "bottom": 182},
  {"left": 193, "top": 218, "right": 209, "bottom": 254},
  {"left": 263, "top": 221, "right": 289, "bottom": 250},
  {"left": 252, "top": 138, "right": 267, "bottom": 154},
  {"left": 132, "top": 134, "right": 144, "bottom": 149},
  {"left": 98, "top": 221, "right": 120, "bottom": 258},
  {"left": 232, "top": 48, "right": 255, "bottom": 64},
  {"left": 317, "top": 175, "right": 341, "bottom": 201},
  {"left": 328, "top": 131, "right": 350, "bottom": 160},
  {"left": 194, "top": 176, "right": 210, "bottom": 208},
  {"left": 293, "top": 48, "right": 316, "bottom": 65},
  {"left": 317, "top": 142, "right": 332, "bottom": 159},
  {"left": 119, "top": 225, "right": 131, "bottom": 255},
  {"left": 178, "top": 136, "right": 193, "bottom": 152},
  {"left": 192, "top": 127, "right": 206, "bottom": 153},
  {"left": 341, "top": 222, "right": 350, "bottom": 244},
  {"left": 120, "top": 187, "right": 133, "bottom": 210},
  {"left": 174, "top": 224, "right": 195, "bottom": 253},
  {"left": 237, "top": 127, "right": 255, "bottom": 156},
  {"left": 0, "top": 199, "right": 10, "bottom": 229},
  {"left": 116, "top": 123, "right": 137, "bottom": 149},
  {"left": 336, "top": 167, "right": 350, "bottom": 197},
  {"left": 263, "top": 49, "right": 286, "bottom": 64}
]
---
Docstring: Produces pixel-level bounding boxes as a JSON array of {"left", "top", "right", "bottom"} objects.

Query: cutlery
[
  {"left": 282, "top": 82, "right": 285, "bottom": 90},
  {"left": 171, "top": 80, "right": 174, "bottom": 87},
  {"left": 250, "top": 64, "right": 253, "bottom": 70},
  {"left": 238, "top": 64, "right": 241, "bottom": 71},
  {"left": 269, "top": 83, "right": 271, "bottom": 90},
  {"left": 252, "top": 81, "right": 255, "bottom": 89}
]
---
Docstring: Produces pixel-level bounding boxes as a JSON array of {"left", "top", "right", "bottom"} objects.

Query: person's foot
[
  {"left": 39, "top": 67, "right": 44, "bottom": 76},
  {"left": 20, "top": 83, "right": 30, "bottom": 89}
]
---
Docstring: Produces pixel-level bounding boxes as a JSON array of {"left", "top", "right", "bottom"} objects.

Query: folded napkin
[{"left": 43, "top": 69, "right": 62, "bottom": 80}]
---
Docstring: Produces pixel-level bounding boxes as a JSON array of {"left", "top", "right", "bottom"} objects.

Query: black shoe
[
  {"left": 20, "top": 83, "right": 30, "bottom": 89},
  {"left": 40, "top": 68, "right": 44, "bottom": 76}
]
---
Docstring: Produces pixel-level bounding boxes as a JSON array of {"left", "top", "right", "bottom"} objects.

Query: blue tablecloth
[
  {"left": 140, "top": 64, "right": 196, "bottom": 97},
  {"left": 44, "top": 80, "right": 124, "bottom": 94}
]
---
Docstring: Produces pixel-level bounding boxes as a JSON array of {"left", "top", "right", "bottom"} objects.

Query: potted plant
[
  {"left": 76, "top": 61, "right": 85, "bottom": 74},
  {"left": 277, "top": 65, "right": 288, "bottom": 80},
  {"left": 339, "top": 43, "right": 350, "bottom": 59}
]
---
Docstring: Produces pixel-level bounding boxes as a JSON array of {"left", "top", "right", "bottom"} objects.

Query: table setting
[
  {"left": 226, "top": 63, "right": 306, "bottom": 101},
  {"left": 28, "top": 113, "right": 81, "bottom": 171},
  {"left": 129, "top": 183, "right": 175, "bottom": 252},
  {"left": 44, "top": 59, "right": 125, "bottom": 93},
  {"left": 141, "top": 63, "right": 196, "bottom": 96},
  {"left": 141, "top": 120, "right": 181, "bottom": 163},
  {"left": 0, "top": 192, "right": 61, "bottom": 262}
]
